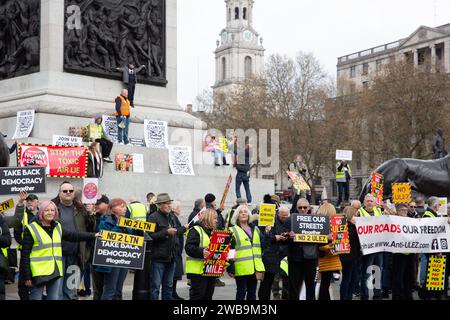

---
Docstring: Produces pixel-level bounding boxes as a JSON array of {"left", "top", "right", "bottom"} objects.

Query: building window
[
  {"left": 245, "top": 56, "right": 252, "bottom": 78},
  {"left": 362, "top": 81, "right": 369, "bottom": 90},
  {"left": 222, "top": 57, "right": 226, "bottom": 81},
  {"left": 376, "top": 59, "right": 383, "bottom": 71},
  {"left": 243, "top": 7, "right": 247, "bottom": 20},
  {"left": 235, "top": 7, "right": 239, "bottom": 19},
  {"left": 362, "top": 63, "right": 369, "bottom": 75},
  {"left": 350, "top": 66, "right": 356, "bottom": 78}
]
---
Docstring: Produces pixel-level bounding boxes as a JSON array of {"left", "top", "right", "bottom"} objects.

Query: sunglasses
[
  {"left": 410, "top": 206, "right": 417, "bottom": 208},
  {"left": 297, "top": 206, "right": 309, "bottom": 210},
  {"left": 62, "top": 190, "right": 74, "bottom": 194}
]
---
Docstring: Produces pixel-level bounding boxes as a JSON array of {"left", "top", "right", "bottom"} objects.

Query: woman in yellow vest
[
  {"left": 20, "top": 201, "right": 98, "bottom": 300},
  {"left": 227, "top": 205, "right": 265, "bottom": 300},
  {"left": 185, "top": 208, "right": 218, "bottom": 300},
  {"left": 317, "top": 203, "right": 342, "bottom": 300},
  {"left": 0, "top": 214, "right": 12, "bottom": 300}
]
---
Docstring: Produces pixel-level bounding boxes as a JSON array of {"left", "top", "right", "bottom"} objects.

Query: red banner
[
  {"left": 18, "top": 144, "right": 88, "bottom": 178},
  {"left": 203, "top": 231, "right": 231, "bottom": 277}
]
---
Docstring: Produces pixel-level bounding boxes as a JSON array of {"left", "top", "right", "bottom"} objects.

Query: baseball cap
[{"left": 26, "top": 194, "right": 39, "bottom": 201}]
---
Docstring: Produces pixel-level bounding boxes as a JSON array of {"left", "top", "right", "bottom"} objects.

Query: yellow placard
[
  {"left": 392, "top": 183, "right": 411, "bottom": 204},
  {"left": 101, "top": 230, "right": 144, "bottom": 247},
  {"left": 118, "top": 217, "right": 156, "bottom": 232},
  {"left": 258, "top": 204, "right": 276, "bottom": 227},
  {"left": 294, "top": 234, "right": 328, "bottom": 244},
  {"left": 0, "top": 199, "right": 14, "bottom": 214},
  {"left": 426, "top": 255, "right": 446, "bottom": 291}
]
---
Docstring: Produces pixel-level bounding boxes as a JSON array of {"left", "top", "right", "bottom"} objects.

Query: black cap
[
  {"left": 205, "top": 193, "right": 216, "bottom": 203},
  {"left": 96, "top": 195, "right": 109, "bottom": 206},
  {"left": 26, "top": 194, "right": 38, "bottom": 201}
]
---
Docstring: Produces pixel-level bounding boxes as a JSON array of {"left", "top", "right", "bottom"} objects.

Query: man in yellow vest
[
  {"left": 0, "top": 214, "right": 12, "bottom": 300},
  {"left": 114, "top": 88, "right": 131, "bottom": 145},
  {"left": 358, "top": 194, "right": 383, "bottom": 300},
  {"left": 336, "top": 160, "right": 352, "bottom": 207}
]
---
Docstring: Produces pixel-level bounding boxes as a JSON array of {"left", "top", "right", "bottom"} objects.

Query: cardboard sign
[
  {"left": 102, "top": 115, "right": 118, "bottom": 143},
  {"left": 53, "top": 135, "right": 83, "bottom": 147},
  {"left": 18, "top": 144, "right": 88, "bottom": 178},
  {"left": 0, "top": 199, "right": 14, "bottom": 213},
  {"left": 438, "top": 198, "right": 448, "bottom": 217},
  {"left": 82, "top": 178, "right": 99, "bottom": 204},
  {"left": 0, "top": 167, "right": 46, "bottom": 195},
  {"left": 12, "top": 110, "right": 35, "bottom": 139},
  {"left": 336, "top": 150, "right": 353, "bottom": 161},
  {"left": 426, "top": 255, "right": 447, "bottom": 291},
  {"left": 371, "top": 172, "right": 384, "bottom": 206},
  {"left": 291, "top": 214, "right": 330, "bottom": 244},
  {"left": 118, "top": 217, "right": 156, "bottom": 233},
  {"left": 258, "top": 204, "right": 276, "bottom": 227},
  {"left": 331, "top": 215, "right": 350, "bottom": 254},
  {"left": 286, "top": 171, "right": 310, "bottom": 192},
  {"left": 392, "top": 183, "right": 411, "bottom": 204},
  {"left": 115, "top": 153, "right": 133, "bottom": 172},
  {"left": 203, "top": 231, "right": 231, "bottom": 277},
  {"left": 132, "top": 154, "right": 144, "bottom": 173},
  {"left": 219, "top": 174, "right": 233, "bottom": 211},
  {"left": 92, "top": 238, "right": 146, "bottom": 270},
  {"left": 101, "top": 230, "right": 144, "bottom": 247}
]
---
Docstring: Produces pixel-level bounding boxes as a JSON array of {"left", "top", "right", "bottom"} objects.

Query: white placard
[
  {"left": 355, "top": 215, "right": 450, "bottom": 254},
  {"left": 144, "top": 119, "right": 168, "bottom": 149},
  {"left": 52, "top": 135, "right": 83, "bottom": 147},
  {"left": 168, "top": 145, "right": 195, "bottom": 176},
  {"left": 102, "top": 115, "right": 118, "bottom": 143},
  {"left": 132, "top": 153, "right": 144, "bottom": 173},
  {"left": 82, "top": 178, "right": 99, "bottom": 204},
  {"left": 438, "top": 198, "right": 448, "bottom": 216},
  {"left": 12, "top": 110, "right": 35, "bottom": 139},
  {"left": 336, "top": 150, "right": 353, "bottom": 161}
]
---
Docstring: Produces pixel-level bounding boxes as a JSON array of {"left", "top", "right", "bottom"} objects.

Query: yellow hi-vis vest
[
  {"left": 87, "top": 124, "right": 104, "bottom": 140},
  {"left": 358, "top": 207, "right": 382, "bottom": 217},
  {"left": 1, "top": 248, "right": 7, "bottom": 258},
  {"left": 422, "top": 210, "right": 437, "bottom": 218},
  {"left": 336, "top": 162, "right": 352, "bottom": 182},
  {"left": 18, "top": 208, "right": 31, "bottom": 251},
  {"left": 26, "top": 221, "right": 63, "bottom": 278},
  {"left": 185, "top": 226, "right": 210, "bottom": 275},
  {"left": 230, "top": 225, "right": 265, "bottom": 276},
  {"left": 280, "top": 257, "right": 288, "bottom": 276},
  {"left": 127, "top": 203, "right": 147, "bottom": 221}
]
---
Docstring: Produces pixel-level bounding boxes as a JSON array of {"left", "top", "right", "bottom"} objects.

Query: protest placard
[
  {"left": 331, "top": 215, "right": 350, "bottom": 254},
  {"left": 129, "top": 138, "right": 146, "bottom": 147},
  {"left": 438, "top": 198, "right": 448, "bottom": 217},
  {"left": 356, "top": 215, "right": 450, "bottom": 254},
  {"left": 12, "top": 110, "right": 35, "bottom": 139},
  {"left": 336, "top": 150, "right": 353, "bottom": 161},
  {"left": 115, "top": 153, "right": 133, "bottom": 172},
  {"left": 87, "top": 125, "right": 102, "bottom": 140},
  {"left": 168, "top": 146, "right": 195, "bottom": 176},
  {"left": 0, "top": 167, "right": 46, "bottom": 195},
  {"left": 219, "top": 174, "right": 233, "bottom": 211},
  {"left": 203, "top": 230, "right": 231, "bottom": 277},
  {"left": 286, "top": 171, "right": 310, "bottom": 192},
  {"left": 144, "top": 119, "right": 168, "bottom": 149},
  {"left": 52, "top": 135, "right": 83, "bottom": 147},
  {"left": 259, "top": 204, "right": 276, "bottom": 227},
  {"left": 426, "top": 255, "right": 447, "bottom": 291},
  {"left": 392, "top": 183, "right": 411, "bottom": 204},
  {"left": 82, "top": 178, "right": 99, "bottom": 204},
  {"left": 18, "top": 144, "right": 88, "bottom": 178},
  {"left": 92, "top": 237, "right": 146, "bottom": 270},
  {"left": 102, "top": 115, "right": 118, "bottom": 143},
  {"left": 371, "top": 172, "right": 384, "bottom": 205},
  {"left": 132, "top": 154, "right": 144, "bottom": 173},
  {"left": 118, "top": 217, "right": 156, "bottom": 232},
  {"left": 0, "top": 199, "right": 14, "bottom": 213},
  {"left": 101, "top": 230, "right": 144, "bottom": 247},
  {"left": 291, "top": 214, "right": 330, "bottom": 244}
]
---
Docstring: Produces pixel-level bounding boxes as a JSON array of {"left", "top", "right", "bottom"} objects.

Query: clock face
[
  {"left": 243, "top": 30, "right": 253, "bottom": 42},
  {"left": 221, "top": 32, "right": 228, "bottom": 44}
]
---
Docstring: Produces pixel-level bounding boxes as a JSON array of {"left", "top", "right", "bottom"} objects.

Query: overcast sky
[{"left": 177, "top": 0, "right": 450, "bottom": 108}]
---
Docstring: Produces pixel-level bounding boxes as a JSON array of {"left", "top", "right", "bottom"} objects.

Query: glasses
[
  {"left": 297, "top": 206, "right": 309, "bottom": 210},
  {"left": 410, "top": 206, "right": 417, "bottom": 208},
  {"left": 62, "top": 190, "right": 74, "bottom": 194}
]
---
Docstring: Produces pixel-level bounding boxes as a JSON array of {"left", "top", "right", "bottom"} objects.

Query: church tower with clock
[{"left": 213, "top": 0, "right": 265, "bottom": 94}]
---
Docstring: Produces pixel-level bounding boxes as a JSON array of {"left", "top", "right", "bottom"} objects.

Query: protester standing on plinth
[
  {"left": 114, "top": 88, "right": 131, "bottom": 145},
  {"left": 116, "top": 63, "right": 146, "bottom": 108},
  {"left": 336, "top": 160, "right": 351, "bottom": 207}
]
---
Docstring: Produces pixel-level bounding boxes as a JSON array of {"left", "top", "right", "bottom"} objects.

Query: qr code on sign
[
  {"left": 171, "top": 151, "right": 190, "bottom": 174},
  {"left": 145, "top": 120, "right": 167, "bottom": 148}
]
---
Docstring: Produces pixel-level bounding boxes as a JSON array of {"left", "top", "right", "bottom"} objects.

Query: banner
[
  {"left": 286, "top": 171, "right": 310, "bottom": 192},
  {"left": 355, "top": 215, "right": 450, "bottom": 254},
  {"left": 12, "top": 110, "right": 35, "bottom": 139},
  {"left": 331, "top": 215, "right": 350, "bottom": 254},
  {"left": 144, "top": 119, "right": 168, "bottom": 149},
  {"left": 118, "top": 217, "right": 156, "bottom": 232},
  {"left": 132, "top": 154, "right": 144, "bottom": 173},
  {"left": 203, "top": 230, "right": 231, "bottom": 277},
  {"left": 52, "top": 135, "right": 83, "bottom": 147},
  {"left": 82, "top": 178, "right": 99, "bottom": 204},
  {"left": 168, "top": 146, "right": 195, "bottom": 176},
  {"left": 426, "top": 255, "right": 447, "bottom": 291},
  {"left": 371, "top": 172, "right": 383, "bottom": 206},
  {"left": 291, "top": 214, "right": 330, "bottom": 244},
  {"left": 92, "top": 237, "right": 146, "bottom": 270},
  {"left": 18, "top": 144, "right": 88, "bottom": 178},
  {"left": 219, "top": 174, "right": 233, "bottom": 211},
  {"left": 336, "top": 150, "right": 353, "bottom": 161},
  {"left": 392, "top": 183, "right": 411, "bottom": 204},
  {"left": 102, "top": 115, "right": 118, "bottom": 143},
  {"left": 115, "top": 153, "right": 133, "bottom": 172},
  {"left": 259, "top": 204, "right": 276, "bottom": 227},
  {"left": 0, "top": 166, "right": 46, "bottom": 195},
  {"left": 0, "top": 199, "right": 14, "bottom": 213}
]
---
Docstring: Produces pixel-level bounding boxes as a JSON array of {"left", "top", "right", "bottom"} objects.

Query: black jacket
[
  {"left": 287, "top": 217, "right": 319, "bottom": 261},
  {"left": 20, "top": 220, "right": 95, "bottom": 283},
  {"left": 173, "top": 213, "right": 186, "bottom": 279},
  {"left": 339, "top": 222, "right": 361, "bottom": 262},
  {"left": 0, "top": 215, "right": 12, "bottom": 250},
  {"left": 188, "top": 207, "right": 201, "bottom": 225},
  {"left": 148, "top": 210, "right": 178, "bottom": 263},
  {"left": 185, "top": 223, "right": 214, "bottom": 278},
  {"left": 261, "top": 216, "right": 290, "bottom": 274}
]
